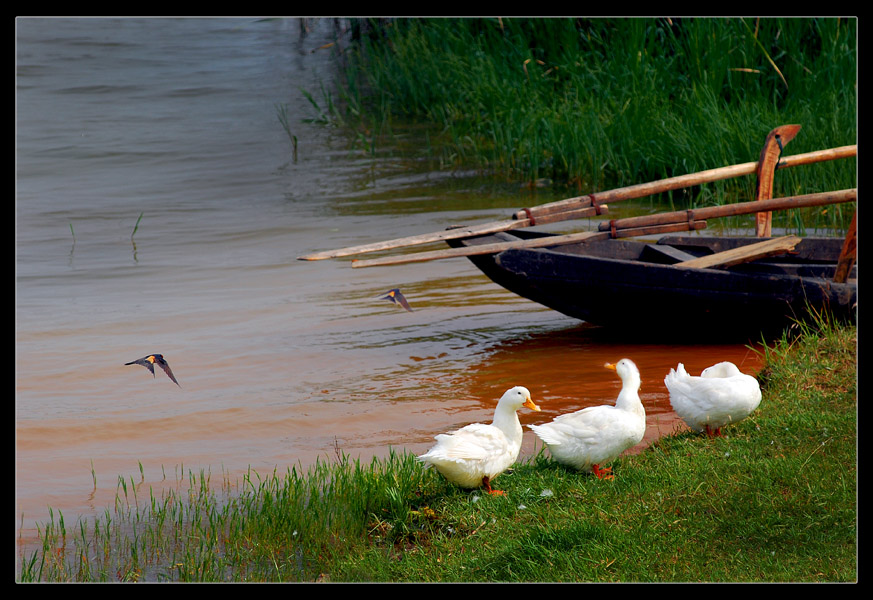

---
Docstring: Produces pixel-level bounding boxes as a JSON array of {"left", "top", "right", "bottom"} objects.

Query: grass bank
[
  {"left": 18, "top": 313, "right": 856, "bottom": 582},
  {"left": 310, "top": 17, "right": 856, "bottom": 231}
]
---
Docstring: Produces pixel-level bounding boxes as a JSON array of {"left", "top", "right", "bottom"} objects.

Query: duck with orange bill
[
  {"left": 529, "top": 359, "right": 645, "bottom": 480},
  {"left": 418, "top": 386, "right": 540, "bottom": 495}
]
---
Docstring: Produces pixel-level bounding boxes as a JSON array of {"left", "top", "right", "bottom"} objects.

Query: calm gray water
[{"left": 15, "top": 17, "right": 761, "bottom": 561}]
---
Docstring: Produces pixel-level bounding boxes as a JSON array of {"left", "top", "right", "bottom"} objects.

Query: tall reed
[
  {"left": 315, "top": 18, "right": 856, "bottom": 230},
  {"left": 17, "top": 450, "right": 444, "bottom": 582}
]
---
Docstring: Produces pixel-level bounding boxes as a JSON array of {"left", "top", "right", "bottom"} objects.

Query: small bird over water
[
  {"left": 381, "top": 288, "right": 413, "bottom": 312},
  {"left": 125, "top": 354, "right": 181, "bottom": 387}
]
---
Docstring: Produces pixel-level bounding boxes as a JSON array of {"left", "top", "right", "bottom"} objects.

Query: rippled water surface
[{"left": 15, "top": 17, "right": 762, "bottom": 560}]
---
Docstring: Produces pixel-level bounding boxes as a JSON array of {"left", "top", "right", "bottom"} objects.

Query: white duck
[
  {"left": 664, "top": 361, "right": 762, "bottom": 437},
  {"left": 418, "top": 386, "right": 540, "bottom": 495},
  {"left": 528, "top": 359, "right": 646, "bottom": 480}
]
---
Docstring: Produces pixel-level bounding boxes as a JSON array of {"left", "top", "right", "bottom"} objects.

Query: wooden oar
[
  {"left": 351, "top": 188, "right": 855, "bottom": 268},
  {"left": 754, "top": 124, "right": 802, "bottom": 237},
  {"left": 833, "top": 210, "right": 857, "bottom": 283},
  {"left": 298, "top": 145, "right": 856, "bottom": 261},
  {"left": 595, "top": 189, "right": 856, "bottom": 233},
  {"left": 297, "top": 205, "right": 606, "bottom": 261},
  {"left": 351, "top": 221, "right": 707, "bottom": 268},
  {"left": 513, "top": 144, "right": 856, "bottom": 221}
]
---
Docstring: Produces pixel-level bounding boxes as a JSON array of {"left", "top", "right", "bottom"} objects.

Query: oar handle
[
  {"left": 514, "top": 145, "right": 856, "bottom": 221},
  {"left": 350, "top": 221, "right": 706, "bottom": 268},
  {"left": 597, "top": 189, "right": 856, "bottom": 233},
  {"left": 299, "top": 144, "right": 856, "bottom": 261},
  {"left": 351, "top": 188, "right": 856, "bottom": 268}
]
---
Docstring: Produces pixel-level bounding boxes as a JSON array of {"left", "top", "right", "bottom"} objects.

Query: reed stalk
[{"left": 307, "top": 18, "right": 856, "bottom": 231}]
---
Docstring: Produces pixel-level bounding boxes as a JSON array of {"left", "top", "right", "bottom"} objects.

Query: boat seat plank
[
  {"left": 643, "top": 244, "right": 700, "bottom": 264},
  {"left": 675, "top": 235, "right": 802, "bottom": 270}
]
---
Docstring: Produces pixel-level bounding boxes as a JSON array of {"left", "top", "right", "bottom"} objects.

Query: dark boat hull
[{"left": 449, "top": 231, "right": 857, "bottom": 338}]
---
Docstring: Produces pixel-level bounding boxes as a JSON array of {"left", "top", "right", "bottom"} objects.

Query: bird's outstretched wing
[
  {"left": 155, "top": 356, "right": 181, "bottom": 387},
  {"left": 125, "top": 356, "right": 157, "bottom": 377},
  {"left": 126, "top": 354, "right": 180, "bottom": 387},
  {"left": 381, "top": 288, "right": 413, "bottom": 312}
]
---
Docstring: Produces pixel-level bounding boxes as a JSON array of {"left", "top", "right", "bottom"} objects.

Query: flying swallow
[
  {"left": 381, "top": 288, "right": 413, "bottom": 312},
  {"left": 125, "top": 354, "right": 181, "bottom": 387}
]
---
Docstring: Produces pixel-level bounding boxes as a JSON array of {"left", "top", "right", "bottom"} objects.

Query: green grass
[
  {"left": 275, "top": 102, "right": 299, "bottom": 162},
  {"left": 311, "top": 17, "right": 856, "bottom": 231},
  {"left": 18, "top": 312, "right": 856, "bottom": 582},
  {"left": 130, "top": 212, "right": 144, "bottom": 239}
]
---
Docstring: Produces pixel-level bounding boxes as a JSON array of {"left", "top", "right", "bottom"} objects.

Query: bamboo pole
[
  {"left": 350, "top": 221, "right": 707, "bottom": 268},
  {"left": 514, "top": 144, "right": 856, "bottom": 221},
  {"left": 352, "top": 188, "right": 855, "bottom": 268},
  {"left": 298, "top": 145, "right": 856, "bottom": 261},
  {"left": 297, "top": 205, "right": 607, "bottom": 261},
  {"left": 596, "top": 189, "right": 856, "bottom": 233}
]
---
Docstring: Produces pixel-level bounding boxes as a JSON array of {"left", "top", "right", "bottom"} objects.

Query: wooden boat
[
  {"left": 447, "top": 229, "right": 856, "bottom": 338},
  {"left": 299, "top": 126, "right": 856, "bottom": 339}
]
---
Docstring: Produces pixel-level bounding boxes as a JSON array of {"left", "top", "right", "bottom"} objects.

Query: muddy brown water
[{"left": 16, "top": 17, "right": 764, "bottom": 562}]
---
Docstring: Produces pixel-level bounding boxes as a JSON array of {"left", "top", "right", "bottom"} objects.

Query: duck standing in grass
[
  {"left": 528, "top": 359, "right": 645, "bottom": 480},
  {"left": 664, "top": 361, "right": 761, "bottom": 437},
  {"left": 418, "top": 386, "right": 540, "bottom": 495}
]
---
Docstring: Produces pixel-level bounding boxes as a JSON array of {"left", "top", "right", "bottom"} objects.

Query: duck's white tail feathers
[
  {"left": 664, "top": 362, "right": 689, "bottom": 385},
  {"left": 528, "top": 423, "right": 564, "bottom": 447}
]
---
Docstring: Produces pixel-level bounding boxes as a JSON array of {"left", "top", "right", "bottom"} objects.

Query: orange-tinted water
[{"left": 16, "top": 18, "right": 764, "bottom": 566}]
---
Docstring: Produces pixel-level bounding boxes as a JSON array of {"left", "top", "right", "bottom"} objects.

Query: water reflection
[
  {"left": 16, "top": 17, "right": 768, "bottom": 566},
  {"left": 450, "top": 320, "right": 764, "bottom": 456}
]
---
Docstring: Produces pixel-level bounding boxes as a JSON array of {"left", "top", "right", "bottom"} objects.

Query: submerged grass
[
  {"left": 130, "top": 212, "right": 144, "bottom": 240},
  {"left": 18, "top": 312, "right": 856, "bottom": 582},
  {"left": 311, "top": 17, "right": 856, "bottom": 231}
]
